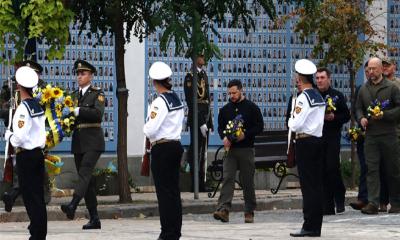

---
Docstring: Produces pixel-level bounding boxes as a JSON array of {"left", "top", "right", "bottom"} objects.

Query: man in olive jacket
[
  {"left": 61, "top": 60, "right": 105, "bottom": 229},
  {"left": 355, "top": 57, "right": 400, "bottom": 214}
]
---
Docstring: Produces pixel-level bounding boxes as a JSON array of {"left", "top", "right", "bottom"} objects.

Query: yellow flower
[
  {"left": 52, "top": 87, "right": 63, "bottom": 99},
  {"left": 42, "top": 87, "right": 53, "bottom": 103},
  {"left": 63, "top": 118, "right": 71, "bottom": 127},
  {"left": 64, "top": 96, "right": 74, "bottom": 107},
  {"left": 46, "top": 154, "right": 61, "bottom": 163}
]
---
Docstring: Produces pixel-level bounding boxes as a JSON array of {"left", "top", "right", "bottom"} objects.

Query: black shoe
[
  {"left": 61, "top": 194, "right": 81, "bottom": 220},
  {"left": 83, "top": 208, "right": 101, "bottom": 229},
  {"left": 336, "top": 206, "right": 345, "bottom": 215},
  {"left": 82, "top": 218, "right": 101, "bottom": 230},
  {"left": 290, "top": 229, "right": 321, "bottom": 237}
]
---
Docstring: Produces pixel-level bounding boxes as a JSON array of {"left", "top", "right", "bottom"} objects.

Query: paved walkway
[
  {"left": 1, "top": 208, "right": 399, "bottom": 239},
  {"left": 0, "top": 189, "right": 358, "bottom": 222}
]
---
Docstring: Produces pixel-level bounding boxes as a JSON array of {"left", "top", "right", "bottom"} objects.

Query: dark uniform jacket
[
  {"left": 184, "top": 69, "right": 213, "bottom": 129},
  {"left": 355, "top": 78, "right": 400, "bottom": 136},
  {"left": 319, "top": 87, "right": 350, "bottom": 136},
  {"left": 72, "top": 85, "right": 105, "bottom": 153}
]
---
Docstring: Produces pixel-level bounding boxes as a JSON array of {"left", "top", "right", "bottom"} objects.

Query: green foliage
[
  {"left": 0, "top": 0, "right": 74, "bottom": 63},
  {"left": 295, "top": 0, "right": 386, "bottom": 70}
]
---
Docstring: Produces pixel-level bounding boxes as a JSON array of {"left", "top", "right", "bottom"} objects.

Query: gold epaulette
[{"left": 90, "top": 86, "right": 101, "bottom": 91}]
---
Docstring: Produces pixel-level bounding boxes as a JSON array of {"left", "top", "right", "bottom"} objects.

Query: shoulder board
[
  {"left": 303, "top": 89, "right": 325, "bottom": 108},
  {"left": 22, "top": 99, "right": 44, "bottom": 118},
  {"left": 160, "top": 91, "right": 184, "bottom": 112},
  {"left": 90, "top": 86, "right": 101, "bottom": 91}
]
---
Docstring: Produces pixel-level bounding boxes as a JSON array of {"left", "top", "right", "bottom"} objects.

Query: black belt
[
  {"left": 15, "top": 147, "right": 42, "bottom": 154},
  {"left": 151, "top": 139, "right": 179, "bottom": 147},
  {"left": 76, "top": 123, "right": 101, "bottom": 129},
  {"left": 295, "top": 133, "right": 313, "bottom": 139}
]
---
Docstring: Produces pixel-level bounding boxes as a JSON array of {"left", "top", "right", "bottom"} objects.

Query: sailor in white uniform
[
  {"left": 143, "top": 61, "right": 184, "bottom": 240},
  {"left": 5, "top": 66, "right": 47, "bottom": 239},
  {"left": 288, "top": 59, "right": 326, "bottom": 238}
]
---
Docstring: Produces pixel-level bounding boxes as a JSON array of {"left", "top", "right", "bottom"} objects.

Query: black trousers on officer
[
  {"left": 151, "top": 141, "right": 183, "bottom": 240},
  {"left": 188, "top": 127, "right": 208, "bottom": 191},
  {"left": 296, "top": 136, "right": 324, "bottom": 233},
  {"left": 321, "top": 133, "right": 346, "bottom": 214},
  {"left": 16, "top": 148, "right": 47, "bottom": 240},
  {"left": 74, "top": 151, "right": 102, "bottom": 209}
]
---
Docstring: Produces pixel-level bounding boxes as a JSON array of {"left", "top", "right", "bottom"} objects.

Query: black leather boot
[
  {"left": 3, "top": 188, "right": 20, "bottom": 212},
  {"left": 82, "top": 208, "right": 101, "bottom": 230},
  {"left": 61, "top": 194, "right": 81, "bottom": 220}
]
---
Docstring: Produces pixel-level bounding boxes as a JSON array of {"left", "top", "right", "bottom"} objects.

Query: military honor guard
[
  {"left": 315, "top": 67, "right": 350, "bottom": 215},
  {"left": 184, "top": 54, "right": 213, "bottom": 192},
  {"left": 144, "top": 61, "right": 184, "bottom": 240},
  {"left": 288, "top": 59, "right": 326, "bottom": 237},
  {"left": 61, "top": 60, "right": 105, "bottom": 230},
  {"left": 5, "top": 66, "right": 47, "bottom": 240}
]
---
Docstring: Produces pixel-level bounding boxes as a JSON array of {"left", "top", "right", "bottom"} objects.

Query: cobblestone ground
[{"left": 1, "top": 208, "right": 399, "bottom": 239}]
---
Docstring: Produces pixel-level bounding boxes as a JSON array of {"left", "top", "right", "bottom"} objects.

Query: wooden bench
[{"left": 206, "top": 130, "right": 298, "bottom": 198}]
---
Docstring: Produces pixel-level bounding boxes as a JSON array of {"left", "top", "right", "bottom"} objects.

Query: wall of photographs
[
  {"left": 145, "top": 1, "right": 357, "bottom": 146},
  {"left": 0, "top": 22, "right": 118, "bottom": 152},
  {"left": 388, "top": 0, "right": 400, "bottom": 68}
]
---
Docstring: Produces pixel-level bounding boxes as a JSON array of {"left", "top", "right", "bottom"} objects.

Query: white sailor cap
[
  {"left": 15, "top": 66, "right": 39, "bottom": 88},
  {"left": 149, "top": 61, "right": 172, "bottom": 80},
  {"left": 295, "top": 59, "right": 317, "bottom": 75}
]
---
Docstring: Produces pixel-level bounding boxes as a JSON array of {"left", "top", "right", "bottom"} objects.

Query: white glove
[
  {"left": 74, "top": 107, "right": 80, "bottom": 117},
  {"left": 5, "top": 130, "right": 13, "bottom": 141},
  {"left": 200, "top": 124, "right": 208, "bottom": 137}
]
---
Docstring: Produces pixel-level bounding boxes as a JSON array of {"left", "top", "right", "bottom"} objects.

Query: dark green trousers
[
  {"left": 74, "top": 151, "right": 101, "bottom": 209},
  {"left": 217, "top": 148, "right": 256, "bottom": 213},
  {"left": 364, "top": 134, "right": 400, "bottom": 207}
]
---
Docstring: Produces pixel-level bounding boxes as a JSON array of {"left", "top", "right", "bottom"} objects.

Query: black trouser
[
  {"left": 74, "top": 151, "right": 102, "bottom": 210},
  {"left": 321, "top": 133, "right": 346, "bottom": 213},
  {"left": 16, "top": 148, "right": 47, "bottom": 240},
  {"left": 188, "top": 127, "right": 208, "bottom": 191},
  {"left": 356, "top": 138, "right": 368, "bottom": 203},
  {"left": 296, "top": 136, "right": 323, "bottom": 233},
  {"left": 151, "top": 141, "right": 183, "bottom": 240}
]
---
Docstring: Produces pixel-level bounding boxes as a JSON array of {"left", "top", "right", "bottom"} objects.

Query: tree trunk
[
  {"left": 348, "top": 60, "right": 357, "bottom": 189},
  {"left": 114, "top": 0, "right": 132, "bottom": 203}
]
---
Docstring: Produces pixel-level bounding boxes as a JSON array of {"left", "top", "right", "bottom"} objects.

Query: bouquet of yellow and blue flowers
[
  {"left": 367, "top": 99, "right": 389, "bottom": 118},
  {"left": 33, "top": 84, "right": 77, "bottom": 192},
  {"left": 34, "top": 84, "right": 77, "bottom": 149},
  {"left": 344, "top": 127, "right": 365, "bottom": 143},
  {"left": 325, "top": 95, "right": 339, "bottom": 113},
  {"left": 223, "top": 114, "right": 245, "bottom": 151}
]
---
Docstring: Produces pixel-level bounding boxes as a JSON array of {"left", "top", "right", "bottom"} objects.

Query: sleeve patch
[
  {"left": 295, "top": 106, "right": 302, "bottom": 114},
  {"left": 150, "top": 111, "right": 157, "bottom": 119},
  {"left": 19, "top": 114, "right": 25, "bottom": 119},
  {"left": 18, "top": 120, "right": 25, "bottom": 128},
  {"left": 297, "top": 101, "right": 303, "bottom": 106}
]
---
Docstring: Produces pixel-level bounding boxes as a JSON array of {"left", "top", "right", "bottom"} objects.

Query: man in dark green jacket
[{"left": 355, "top": 57, "right": 400, "bottom": 214}]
